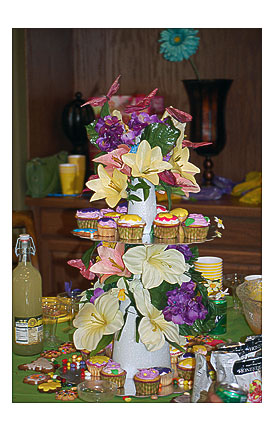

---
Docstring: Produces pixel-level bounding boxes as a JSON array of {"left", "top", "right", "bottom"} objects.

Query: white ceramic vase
[
  {"left": 112, "top": 280, "right": 171, "bottom": 391},
  {"left": 127, "top": 178, "right": 157, "bottom": 235}
]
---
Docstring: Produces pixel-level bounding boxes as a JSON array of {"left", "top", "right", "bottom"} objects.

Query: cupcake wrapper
[
  {"left": 86, "top": 365, "right": 104, "bottom": 376},
  {"left": 77, "top": 218, "right": 98, "bottom": 229},
  {"left": 100, "top": 373, "right": 126, "bottom": 388},
  {"left": 153, "top": 225, "right": 179, "bottom": 238},
  {"left": 118, "top": 226, "right": 145, "bottom": 240},
  {"left": 98, "top": 225, "right": 116, "bottom": 237},
  {"left": 134, "top": 379, "right": 160, "bottom": 395},
  {"left": 183, "top": 226, "right": 209, "bottom": 241},
  {"left": 159, "top": 372, "right": 174, "bottom": 386},
  {"left": 177, "top": 368, "right": 194, "bottom": 380}
]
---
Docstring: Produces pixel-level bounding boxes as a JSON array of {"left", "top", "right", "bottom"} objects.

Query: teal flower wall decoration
[{"left": 159, "top": 28, "right": 200, "bottom": 80}]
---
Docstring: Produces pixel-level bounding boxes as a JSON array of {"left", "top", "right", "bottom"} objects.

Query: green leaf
[
  {"left": 159, "top": 180, "right": 172, "bottom": 210},
  {"left": 127, "top": 194, "right": 142, "bottom": 202},
  {"left": 103, "top": 274, "right": 121, "bottom": 286},
  {"left": 149, "top": 281, "right": 177, "bottom": 311},
  {"left": 81, "top": 242, "right": 99, "bottom": 269},
  {"left": 89, "top": 333, "right": 114, "bottom": 356},
  {"left": 135, "top": 315, "right": 142, "bottom": 343},
  {"left": 100, "top": 101, "right": 110, "bottom": 118},
  {"left": 140, "top": 118, "right": 180, "bottom": 156},
  {"left": 85, "top": 121, "right": 99, "bottom": 147},
  {"left": 165, "top": 337, "right": 186, "bottom": 352}
]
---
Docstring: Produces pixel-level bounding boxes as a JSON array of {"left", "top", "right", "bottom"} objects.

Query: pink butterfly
[
  {"left": 124, "top": 88, "right": 158, "bottom": 113},
  {"left": 81, "top": 75, "right": 121, "bottom": 107},
  {"left": 182, "top": 140, "right": 213, "bottom": 148},
  {"left": 165, "top": 106, "right": 192, "bottom": 123}
]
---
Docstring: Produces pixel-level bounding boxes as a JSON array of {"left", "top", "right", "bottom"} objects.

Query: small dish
[{"left": 77, "top": 380, "right": 117, "bottom": 402}]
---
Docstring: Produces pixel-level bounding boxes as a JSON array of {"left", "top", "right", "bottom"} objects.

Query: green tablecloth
[{"left": 12, "top": 297, "right": 253, "bottom": 403}]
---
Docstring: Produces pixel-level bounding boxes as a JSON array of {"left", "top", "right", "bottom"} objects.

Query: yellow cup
[
  {"left": 68, "top": 155, "right": 86, "bottom": 194},
  {"left": 59, "top": 164, "right": 76, "bottom": 195}
]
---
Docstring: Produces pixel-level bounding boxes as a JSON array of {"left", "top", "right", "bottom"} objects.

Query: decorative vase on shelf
[
  {"left": 127, "top": 178, "right": 157, "bottom": 235},
  {"left": 183, "top": 79, "right": 233, "bottom": 186}
]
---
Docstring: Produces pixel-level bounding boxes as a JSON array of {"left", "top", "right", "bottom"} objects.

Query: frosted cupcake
[
  {"left": 177, "top": 357, "right": 196, "bottom": 380},
  {"left": 170, "top": 345, "right": 187, "bottom": 364},
  {"left": 133, "top": 368, "right": 160, "bottom": 396},
  {"left": 86, "top": 355, "right": 110, "bottom": 376},
  {"left": 100, "top": 361, "right": 127, "bottom": 388},
  {"left": 100, "top": 208, "right": 113, "bottom": 216},
  {"left": 153, "top": 212, "right": 179, "bottom": 238},
  {"left": 97, "top": 217, "right": 117, "bottom": 237},
  {"left": 117, "top": 214, "right": 146, "bottom": 240},
  {"left": 170, "top": 208, "right": 189, "bottom": 223},
  {"left": 75, "top": 208, "right": 101, "bottom": 229},
  {"left": 183, "top": 213, "right": 210, "bottom": 241},
  {"left": 152, "top": 367, "right": 174, "bottom": 386},
  {"left": 116, "top": 201, "right": 128, "bottom": 214}
]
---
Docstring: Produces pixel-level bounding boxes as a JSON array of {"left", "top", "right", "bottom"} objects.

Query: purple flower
[
  {"left": 95, "top": 115, "right": 126, "bottom": 152},
  {"left": 167, "top": 244, "right": 194, "bottom": 262},
  {"left": 127, "top": 112, "right": 163, "bottom": 137},
  {"left": 89, "top": 287, "right": 105, "bottom": 304},
  {"left": 163, "top": 281, "right": 208, "bottom": 326}
]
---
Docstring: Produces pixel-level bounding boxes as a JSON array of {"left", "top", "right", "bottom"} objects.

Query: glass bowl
[
  {"left": 223, "top": 273, "right": 246, "bottom": 310},
  {"left": 236, "top": 279, "right": 262, "bottom": 334},
  {"left": 77, "top": 380, "right": 118, "bottom": 402}
]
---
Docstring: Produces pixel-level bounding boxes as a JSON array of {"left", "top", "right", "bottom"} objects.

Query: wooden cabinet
[{"left": 25, "top": 196, "right": 261, "bottom": 297}]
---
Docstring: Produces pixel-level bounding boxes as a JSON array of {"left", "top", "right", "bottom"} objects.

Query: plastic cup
[
  {"left": 68, "top": 155, "right": 86, "bottom": 194},
  {"left": 59, "top": 163, "right": 76, "bottom": 195}
]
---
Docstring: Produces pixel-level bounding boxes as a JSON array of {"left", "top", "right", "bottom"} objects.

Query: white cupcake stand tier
[{"left": 72, "top": 220, "right": 217, "bottom": 397}]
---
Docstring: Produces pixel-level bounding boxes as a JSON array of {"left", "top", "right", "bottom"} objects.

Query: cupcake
[
  {"left": 152, "top": 367, "right": 174, "bottom": 386},
  {"left": 86, "top": 355, "right": 110, "bottom": 376},
  {"left": 117, "top": 214, "right": 146, "bottom": 240},
  {"left": 72, "top": 228, "right": 97, "bottom": 238},
  {"left": 156, "top": 204, "right": 167, "bottom": 214},
  {"left": 177, "top": 357, "right": 196, "bottom": 380},
  {"left": 97, "top": 217, "right": 117, "bottom": 237},
  {"left": 183, "top": 213, "right": 210, "bottom": 241},
  {"left": 116, "top": 201, "right": 128, "bottom": 214},
  {"left": 100, "top": 361, "right": 127, "bottom": 388},
  {"left": 104, "top": 211, "right": 122, "bottom": 221},
  {"left": 153, "top": 213, "right": 179, "bottom": 238},
  {"left": 170, "top": 208, "right": 189, "bottom": 223},
  {"left": 133, "top": 368, "right": 160, "bottom": 396},
  {"left": 75, "top": 208, "right": 101, "bottom": 229}
]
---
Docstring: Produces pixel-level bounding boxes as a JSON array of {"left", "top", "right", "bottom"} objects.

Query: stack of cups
[
  {"left": 194, "top": 257, "right": 223, "bottom": 291},
  {"left": 59, "top": 164, "right": 77, "bottom": 195},
  {"left": 68, "top": 155, "right": 86, "bottom": 194}
]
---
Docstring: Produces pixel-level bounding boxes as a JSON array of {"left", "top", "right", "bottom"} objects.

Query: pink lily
[
  {"left": 165, "top": 106, "right": 192, "bottom": 123},
  {"left": 81, "top": 75, "right": 121, "bottom": 107},
  {"left": 173, "top": 173, "right": 201, "bottom": 197},
  {"left": 89, "top": 243, "right": 131, "bottom": 283},
  {"left": 124, "top": 88, "right": 158, "bottom": 113},
  {"left": 67, "top": 259, "right": 95, "bottom": 281},
  {"left": 93, "top": 144, "right": 131, "bottom": 176},
  {"left": 182, "top": 139, "right": 213, "bottom": 148}
]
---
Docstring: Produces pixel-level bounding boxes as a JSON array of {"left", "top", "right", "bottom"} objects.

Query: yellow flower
[
  {"left": 73, "top": 292, "right": 124, "bottom": 352},
  {"left": 86, "top": 164, "right": 128, "bottom": 208},
  {"left": 133, "top": 288, "right": 180, "bottom": 351},
  {"left": 170, "top": 142, "right": 200, "bottom": 184},
  {"left": 122, "top": 140, "right": 172, "bottom": 185},
  {"left": 122, "top": 244, "right": 190, "bottom": 290}
]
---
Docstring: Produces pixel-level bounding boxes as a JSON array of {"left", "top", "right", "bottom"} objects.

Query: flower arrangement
[
  {"left": 68, "top": 76, "right": 223, "bottom": 356},
  {"left": 69, "top": 240, "right": 219, "bottom": 355},
  {"left": 82, "top": 75, "right": 211, "bottom": 210},
  {"left": 159, "top": 28, "right": 200, "bottom": 80}
]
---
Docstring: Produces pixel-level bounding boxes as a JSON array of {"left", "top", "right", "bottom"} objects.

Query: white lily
[
  {"left": 122, "top": 140, "right": 172, "bottom": 185},
  {"left": 73, "top": 292, "right": 124, "bottom": 352},
  {"left": 122, "top": 244, "right": 190, "bottom": 289},
  {"left": 109, "top": 277, "right": 128, "bottom": 301},
  {"left": 133, "top": 288, "right": 180, "bottom": 351}
]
